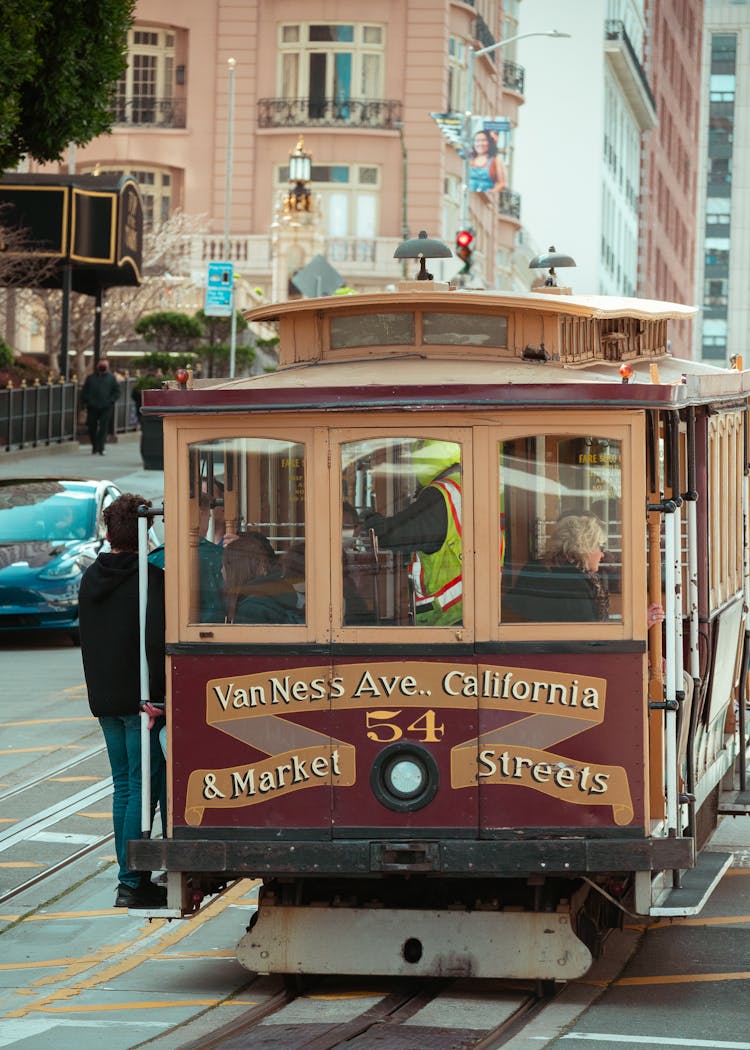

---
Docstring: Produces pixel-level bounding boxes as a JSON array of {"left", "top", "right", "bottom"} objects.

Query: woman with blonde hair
[{"left": 507, "top": 513, "right": 609, "bottom": 623}]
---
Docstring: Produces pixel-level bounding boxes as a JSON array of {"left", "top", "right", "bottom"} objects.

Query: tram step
[
  {"left": 649, "top": 850, "right": 733, "bottom": 917},
  {"left": 718, "top": 788, "right": 750, "bottom": 816}
]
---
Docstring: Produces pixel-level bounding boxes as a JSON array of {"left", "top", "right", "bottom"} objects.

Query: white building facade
[{"left": 513, "top": 0, "right": 655, "bottom": 295}]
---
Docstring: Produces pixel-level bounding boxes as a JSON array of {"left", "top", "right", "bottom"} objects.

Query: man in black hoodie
[{"left": 79, "top": 493, "right": 167, "bottom": 908}]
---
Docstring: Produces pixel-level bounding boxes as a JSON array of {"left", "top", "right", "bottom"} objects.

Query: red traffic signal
[{"left": 456, "top": 229, "right": 474, "bottom": 271}]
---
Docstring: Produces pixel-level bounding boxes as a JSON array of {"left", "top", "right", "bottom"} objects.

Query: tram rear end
[{"left": 130, "top": 279, "right": 749, "bottom": 980}]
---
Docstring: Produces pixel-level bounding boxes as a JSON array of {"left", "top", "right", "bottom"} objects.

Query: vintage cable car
[{"left": 131, "top": 254, "right": 750, "bottom": 981}]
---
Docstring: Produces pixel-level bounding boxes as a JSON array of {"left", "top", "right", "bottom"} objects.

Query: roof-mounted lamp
[
  {"left": 529, "top": 245, "right": 576, "bottom": 293},
  {"left": 393, "top": 230, "right": 453, "bottom": 282}
]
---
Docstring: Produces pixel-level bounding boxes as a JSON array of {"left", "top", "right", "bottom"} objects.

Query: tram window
[
  {"left": 186, "top": 438, "right": 306, "bottom": 625},
  {"left": 422, "top": 312, "right": 507, "bottom": 347},
  {"left": 330, "top": 312, "right": 415, "bottom": 349},
  {"left": 340, "top": 437, "right": 462, "bottom": 627},
  {"left": 499, "top": 436, "right": 623, "bottom": 624}
]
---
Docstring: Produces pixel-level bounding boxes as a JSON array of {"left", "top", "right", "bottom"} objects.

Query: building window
[
  {"left": 115, "top": 26, "right": 176, "bottom": 125},
  {"left": 447, "top": 36, "right": 465, "bottom": 114},
  {"left": 278, "top": 22, "right": 384, "bottom": 111}
]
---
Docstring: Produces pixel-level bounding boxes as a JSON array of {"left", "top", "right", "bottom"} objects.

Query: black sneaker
[{"left": 115, "top": 878, "right": 167, "bottom": 908}]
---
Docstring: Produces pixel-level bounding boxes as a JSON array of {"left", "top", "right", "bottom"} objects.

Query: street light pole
[
  {"left": 460, "top": 29, "right": 569, "bottom": 230},
  {"left": 223, "top": 58, "right": 238, "bottom": 378}
]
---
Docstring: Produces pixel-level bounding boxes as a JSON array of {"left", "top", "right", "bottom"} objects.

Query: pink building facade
[{"left": 33, "top": 0, "right": 527, "bottom": 299}]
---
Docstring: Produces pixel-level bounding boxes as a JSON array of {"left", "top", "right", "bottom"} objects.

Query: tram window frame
[
  {"left": 489, "top": 412, "right": 647, "bottom": 641},
  {"left": 329, "top": 425, "right": 474, "bottom": 643},
  {"left": 172, "top": 425, "right": 329, "bottom": 644}
]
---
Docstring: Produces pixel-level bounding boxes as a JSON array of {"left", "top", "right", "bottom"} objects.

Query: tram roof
[
  {"left": 244, "top": 288, "right": 699, "bottom": 324},
  {"left": 146, "top": 348, "right": 750, "bottom": 416},
  {"left": 145, "top": 288, "right": 748, "bottom": 416}
]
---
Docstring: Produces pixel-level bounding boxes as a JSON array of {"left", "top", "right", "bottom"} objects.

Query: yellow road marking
[
  {"left": 79, "top": 812, "right": 111, "bottom": 819},
  {"left": 626, "top": 914, "right": 750, "bottom": 931},
  {"left": 0, "top": 862, "right": 45, "bottom": 869},
  {"left": 616, "top": 970, "right": 750, "bottom": 986},
  {"left": 0, "top": 818, "right": 16, "bottom": 824},
  {"left": 50, "top": 776, "right": 100, "bottom": 783},
  {"left": 21, "top": 910, "right": 129, "bottom": 920},
  {"left": 0, "top": 746, "right": 81, "bottom": 755},
  {"left": 40, "top": 999, "right": 256, "bottom": 1013},
  {"left": 0, "top": 716, "right": 90, "bottom": 727},
  {"left": 5, "top": 879, "right": 257, "bottom": 1012}
]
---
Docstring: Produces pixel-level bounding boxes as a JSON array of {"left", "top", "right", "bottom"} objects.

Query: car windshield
[{"left": 0, "top": 485, "right": 95, "bottom": 542}]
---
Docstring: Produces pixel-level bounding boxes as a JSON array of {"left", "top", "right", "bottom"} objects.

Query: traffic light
[{"left": 456, "top": 229, "right": 474, "bottom": 274}]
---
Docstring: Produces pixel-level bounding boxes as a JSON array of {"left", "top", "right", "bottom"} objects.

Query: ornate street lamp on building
[{"left": 284, "top": 138, "right": 313, "bottom": 215}]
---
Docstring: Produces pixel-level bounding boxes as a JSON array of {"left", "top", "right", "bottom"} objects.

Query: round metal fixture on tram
[{"left": 370, "top": 744, "right": 439, "bottom": 812}]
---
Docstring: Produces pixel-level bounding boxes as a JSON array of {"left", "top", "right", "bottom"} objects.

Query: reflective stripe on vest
[{"left": 408, "top": 475, "right": 462, "bottom": 617}]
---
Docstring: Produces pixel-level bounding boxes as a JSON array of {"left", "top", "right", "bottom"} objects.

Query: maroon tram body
[{"left": 130, "top": 283, "right": 749, "bottom": 980}]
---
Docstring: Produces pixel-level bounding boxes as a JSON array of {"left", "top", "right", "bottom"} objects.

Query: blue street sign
[{"left": 204, "top": 261, "right": 233, "bottom": 317}]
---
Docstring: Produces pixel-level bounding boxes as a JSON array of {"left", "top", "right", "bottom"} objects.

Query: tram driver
[{"left": 363, "top": 440, "right": 462, "bottom": 626}]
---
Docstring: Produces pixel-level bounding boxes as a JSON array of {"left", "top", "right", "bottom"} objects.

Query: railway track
[
  {"left": 162, "top": 975, "right": 555, "bottom": 1050},
  {"left": 0, "top": 742, "right": 116, "bottom": 909}
]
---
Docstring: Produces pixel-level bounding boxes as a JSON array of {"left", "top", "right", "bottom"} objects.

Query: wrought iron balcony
[
  {"left": 502, "top": 60, "right": 525, "bottom": 95},
  {"left": 112, "top": 97, "right": 186, "bottom": 128},
  {"left": 604, "top": 20, "right": 656, "bottom": 117},
  {"left": 258, "top": 97, "right": 403, "bottom": 130},
  {"left": 498, "top": 190, "right": 521, "bottom": 221},
  {"left": 473, "top": 15, "right": 496, "bottom": 60}
]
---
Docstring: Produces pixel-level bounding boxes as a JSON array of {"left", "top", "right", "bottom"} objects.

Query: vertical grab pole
[
  {"left": 664, "top": 508, "right": 678, "bottom": 836},
  {"left": 684, "top": 407, "right": 700, "bottom": 840},
  {"left": 670, "top": 416, "right": 685, "bottom": 881},
  {"left": 138, "top": 510, "right": 151, "bottom": 839},
  {"left": 740, "top": 407, "right": 750, "bottom": 793}
]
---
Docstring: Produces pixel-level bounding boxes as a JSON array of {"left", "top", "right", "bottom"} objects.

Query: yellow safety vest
[{"left": 409, "top": 471, "right": 462, "bottom": 626}]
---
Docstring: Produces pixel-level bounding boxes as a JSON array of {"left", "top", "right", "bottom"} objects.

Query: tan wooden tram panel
[{"left": 133, "top": 284, "right": 750, "bottom": 980}]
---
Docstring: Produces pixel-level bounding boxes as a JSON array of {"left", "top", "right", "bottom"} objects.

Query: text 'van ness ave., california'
[{"left": 206, "top": 661, "right": 606, "bottom": 717}]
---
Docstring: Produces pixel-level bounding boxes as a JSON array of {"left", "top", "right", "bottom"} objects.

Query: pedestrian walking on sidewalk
[{"left": 81, "top": 358, "right": 120, "bottom": 455}]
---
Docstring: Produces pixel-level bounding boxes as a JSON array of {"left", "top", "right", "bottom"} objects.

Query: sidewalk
[{"left": 0, "top": 433, "right": 165, "bottom": 503}]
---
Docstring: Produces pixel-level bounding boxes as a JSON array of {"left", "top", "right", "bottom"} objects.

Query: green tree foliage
[
  {"left": 194, "top": 308, "right": 248, "bottom": 347},
  {"left": 0, "top": 0, "right": 135, "bottom": 171},
  {"left": 134, "top": 311, "right": 205, "bottom": 354}
]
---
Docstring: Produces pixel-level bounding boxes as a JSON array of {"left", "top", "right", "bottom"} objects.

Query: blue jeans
[{"left": 99, "top": 714, "right": 165, "bottom": 888}]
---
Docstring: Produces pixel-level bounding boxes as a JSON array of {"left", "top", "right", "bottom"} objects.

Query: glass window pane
[
  {"left": 330, "top": 312, "right": 415, "bottom": 348},
  {"left": 310, "top": 25, "right": 354, "bottom": 42},
  {"left": 355, "top": 193, "right": 376, "bottom": 237},
  {"left": 500, "top": 436, "right": 623, "bottom": 623},
  {"left": 340, "top": 437, "right": 462, "bottom": 627},
  {"left": 186, "top": 438, "right": 306, "bottom": 625},
  {"left": 423, "top": 313, "right": 508, "bottom": 347}
]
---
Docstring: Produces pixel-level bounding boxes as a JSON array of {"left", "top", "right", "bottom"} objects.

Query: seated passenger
[
  {"left": 223, "top": 531, "right": 303, "bottom": 624},
  {"left": 507, "top": 513, "right": 609, "bottom": 623},
  {"left": 149, "top": 493, "right": 224, "bottom": 623}
]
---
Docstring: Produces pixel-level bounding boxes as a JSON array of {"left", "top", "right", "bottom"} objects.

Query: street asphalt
[{"left": 0, "top": 431, "right": 165, "bottom": 505}]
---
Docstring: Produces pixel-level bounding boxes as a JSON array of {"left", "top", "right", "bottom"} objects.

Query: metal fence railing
[{"left": 1, "top": 378, "right": 140, "bottom": 452}]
